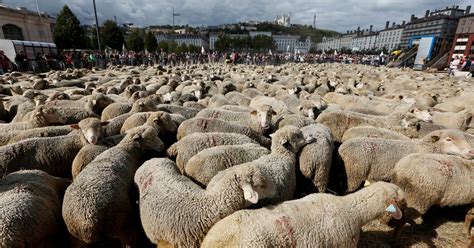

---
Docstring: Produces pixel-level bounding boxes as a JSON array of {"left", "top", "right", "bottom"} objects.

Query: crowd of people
[
  {"left": 0, "top": 47, "right": 469, "bottom": 75},
  {"left": 448, "top": 55, "right": 472, "bottom": 76}
]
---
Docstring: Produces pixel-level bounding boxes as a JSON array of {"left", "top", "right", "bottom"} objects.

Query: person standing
[
  {"left": 449, "top": 56, "right": 460, "bottom": 76},
  {"left": 0, "top": 50, "right": 11, "bottom": 75},
  {"left": 15, "top": 50, "right": 28, "bottom": 72}
]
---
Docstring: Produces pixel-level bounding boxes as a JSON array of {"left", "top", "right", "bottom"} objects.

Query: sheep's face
[
  {"left": 426, "top": 130, "right": 474, "bottom": 159},
  {"left": 128, "top": 126, "right": 164, "bottom": 152},
  {"left": 408, "top": 108, "right": 432, "bottom": 122},
  {"left": 251, "top": 106, "right": 276, "bottom": 130},
  {"left": 72, "top": 118, "right": 108, "bottom": 145},
  {"left": 147, "top": 112, "right": 177, "bottom": 133},
  {"left": 237, "top": 167, "right": 276, "bottom": 205},
  {"left": 276, "top": 128, "right": 308, "bottom": 153}
]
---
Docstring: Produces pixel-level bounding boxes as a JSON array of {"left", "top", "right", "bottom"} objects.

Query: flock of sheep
[{"left": 0, "top": 62, "right": 473, "bottom": 248}]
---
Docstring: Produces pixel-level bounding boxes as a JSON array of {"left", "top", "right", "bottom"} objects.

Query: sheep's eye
[{"left": 445, "top": 138, "right": 453, "bottom": 142}]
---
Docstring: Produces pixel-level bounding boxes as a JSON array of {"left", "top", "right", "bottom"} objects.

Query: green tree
[
  {"left": 176, "top": 43, "right": 188, "bottom": 54},
  {"left": 127, "top": 30, "right": 144, "bottom": 52},
  {"left": 215, "top": 35, "right": 232, "bottom": 52},
  {"left": 101, "top": 20, "right": 124, "bottom": 51},
  {"left": 53, "top": 5, "right": 87, "bottom": 49},
  {"left": 158, "top": 41, "right": 169, "bottom": 53},
  {"left": 90, "top": 27, "right": 104, "bottom": 50},
  {"left": 251, "top": 35, "right": 276, "bottom": 51},
  {"left": 144, "top": 31, "right": 158, "bottom": 52}
]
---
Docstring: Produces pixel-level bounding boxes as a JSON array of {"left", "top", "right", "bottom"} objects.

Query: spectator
[
  {"left": 461, "top": 56, "right": 472, "bottom": 72},
  {"left": 0, "top": 50, "right": 12, "bottom": 75},
  {"left": 15, "top": 50, "right": 28, "bottom": 72},
  {"left": 449, "top": 56, "right": 461, "bottom": 76}
]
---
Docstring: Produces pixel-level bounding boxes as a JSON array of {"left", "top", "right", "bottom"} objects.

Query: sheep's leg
[{"left": 464, "top": 206, "right": 474, "bottom": 235}]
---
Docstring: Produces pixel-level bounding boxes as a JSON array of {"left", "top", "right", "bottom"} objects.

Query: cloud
[{"left": 2, "top": 0, "right": 470, "bottom": 32}]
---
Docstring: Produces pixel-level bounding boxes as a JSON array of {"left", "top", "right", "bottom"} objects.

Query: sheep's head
[
  {"left": 132, "top": 98, "right": 158, "bottom": 112},
  {"left": 250, "top": 104, "right": 276, "bottom": 131},
  {"left": 270, "top": 125, "right": 310, "bottom": 154},
  {"left": 125, "top": 125, "right": 164, "bottom": 153},
  {"left": 34, "top": 106, "right": 66, "bottom": 125},
  {"left": 146, "top": 111, "right": 177, "bottom": 134},
  {"left": 422, "top": 129, "right": 474, "bottom": 159},
  {"left": 408, "top": 107, "right": 432, "bottom": 122},
  {"left": 235, "top": 165, "right": 276, "bottom": 205},
  {"left": 71, "top": 117, "right": 108, "bottom": 145},
  {"left": 297, "top": 100, "right": 327, "bottom": 119}
]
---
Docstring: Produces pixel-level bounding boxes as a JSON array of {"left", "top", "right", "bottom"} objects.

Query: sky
[{"left": 2, "top": 0, "right": 473, "bottom": 32}]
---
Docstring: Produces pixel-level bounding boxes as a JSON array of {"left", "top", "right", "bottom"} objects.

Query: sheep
[
  {"left": 177, "top": 117, "right": 272, "bottom": 148},
  {"left": 249, "top": 96, "right": 289, "bottom": 116},
  {"left": 201, "top": 182, "right": 405, "bottom": 248},
  {"left": 276, "top": 113, "right": 316, "bottom": 129},
  {"left": 120, "top": 111, "right": 178, "bottom": 135},
  {"left": 342, "top": 126, "right": 411, "bottom": 142},
  {"left": 102, "top": 98, "right": 158, "bottom": 137},
  {"left": 297, "top": 124, "right": 334, "bottom": 194},
  {"left": 0, "top": 105, "right": 66, "bottom": 133},
  {"left": 323, "top": 92, "right": 409, "bottom": 114},
  {"left": 338, "top": 129, "right": 474, "bottom": 192},
  {"left": 71, "top": 144, "right": 109, "bottom": 179},
  {"left": 431, "top": 111, "right": 472, "bottom": 131},
  {"left": 134, "top": 158, "right": 277, "bottom": 248},
  {"left": 0, "top": 170, "right": 71, "bottom": 248},
  {"left": 316, "top": 109, "right": 419, "bottom": 142},
  {"left": 184, "top": 143, "right": 270, "bottom": 186},
  {"left": 392, "top": 153, "right": 474, "bottom": 236},
  {"left": 156, "top": 104, "right": 200, "bottom": 119},
  {"left": 101, "top": 102, "right": 132, "bottom": 121},
  {"left": 195, "top": 104, "right": 276, "bottom": 134},
  {"left": 224, "top": 125, "right": 311, "bottom": 206},
  {"left": 7, "top": 125, "right": 74, "bottom": 145},
  {"left": 166, "top": 132, "right": 259, "bottom": 172},
  {"left": 0, "top": 118, "right": 107, "bottom": 178},
  {"left": 62, "top": 125, "right": 164, "bottom": 246}
]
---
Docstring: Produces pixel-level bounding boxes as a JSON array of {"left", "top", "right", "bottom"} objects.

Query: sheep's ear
[
  {"left": 385, "top": 201, "right": 402, "bottom": 220},
  {"left": 280, "top": 138, "right": 289, "bottom": 146},
  {"left": 271, "top": 110, "right": 277, "bottom": 115},
  {"left": 431, "top": 135, "right": 440, "bottom": 143},
  {"left": 297, "top": 105, "right": 303, "bottom": 111},
  {"left": 101, "top": 121, "right": 109, "bottom": 126},
  {"left": 70, "top": 124, "right": 80, "bottom": 129},
  {"left": 250, "top": 110, "right": 257, "bottom": 115},
  {"left": 241, "top": 182, "right": 259, "bottom": 204},
  {"left": 92, "top": 99, "right": 97, "bottom": 106},
  {"left": 269, "top": 133, "right": 274, "bottom": 138}
]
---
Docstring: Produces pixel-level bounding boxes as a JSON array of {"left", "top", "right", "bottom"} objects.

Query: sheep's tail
[{"left": 166, "top": 143, "right": 178, "bottom": 158}]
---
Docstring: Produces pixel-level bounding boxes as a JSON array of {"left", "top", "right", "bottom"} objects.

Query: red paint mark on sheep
[
  {"left": 362, "top": 141, "right": 378, "bottom": 154},
  {"left": 211, "top": 111, "right": 221, "bottom": 119},
  {"left": 142, "top": 174, "right": 153, "bottom": 191},
  {"left": 438, "top": 160, "right": 454, "bottom": 178},
  {"left": 274, "top": 215, "right": 297, "bottom": 247}
]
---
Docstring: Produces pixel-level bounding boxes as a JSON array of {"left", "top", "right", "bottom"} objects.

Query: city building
[
  {"left": 0, "top": 4, "right": 53, "bottom": 42},
  {"left": 316, "top": 36, "right": 341, "bottom": 51},
  {"left": 249, "top": 31, "right": 272, "bottom": 38},
  {"left": 375, "top": 21, "right": 405, "bottom": 51},
  {"left": 351, "top": 32, "right": 378, "bottom": 51},
  {"left": 273, "top": 35, "right": 310, "bottom": 53},
  {"left": 340, "top": 32, "right": 357, "bottom": 49},
  {"left": 449, "top": 11, "right": 474, "bottom": 59},
  {"left": 155, "top": 33, "right": 209, "bottom": 49},
  {"left": 400, "top": 5, "right": 470, "bottom": 48}
]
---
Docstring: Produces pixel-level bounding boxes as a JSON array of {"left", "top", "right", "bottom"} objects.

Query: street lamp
[{"left": 93, "top": 0, "right": 102, "bottom": 51}]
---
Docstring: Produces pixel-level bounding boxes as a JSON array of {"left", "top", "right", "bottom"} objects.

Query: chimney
[
  {"left": 402, "top": 21, "right": 406, "bottom": 26},
  {"left": 466, "top": 5, "right": 471, "bottom": 15},
  {"left": 392, "top": 22, "right": 396, "bottom": 27},
  {"left": 411, "top": 14, "right": 415, "bottom": 21},
  {"left": 425, "top": 10, "right": 430, "bottom": 17},
  {"left": 369, "top": 25, "right": 373, "bottom": 32},
  {"left": 385, "top": 21, "right": 390, "bottom": 29},
  {"left": 455, "top": 5, "right": 459, "bottom": 9}
]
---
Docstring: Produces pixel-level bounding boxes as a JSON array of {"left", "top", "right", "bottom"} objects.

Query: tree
[
  {"left": 252, "top": 35, "right": 276, "bottom": 51},
  {"left": 144, "top": 31, "right": 158, "bottom": 52},
  {"left": 101, "top": 20, "right": 124, "bottom": 51},
  {"left": 158, "top": 41, "right": 169, "bottom": 53},
  {"left": 127, "top": 29, "right": 144, "bottom": 52},
  {"left": 214, "top": 35, "right": 232, "bottom": 52},
  {"left": 53, "top": 5, "right": 87, "bottom": 49},
  {"left": 90, "top": 27, "right": 104, "bottom": 50}
]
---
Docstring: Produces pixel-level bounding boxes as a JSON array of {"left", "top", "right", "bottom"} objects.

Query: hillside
[{"left": 254, "top": 23, "right": 340, "bottom": 42}]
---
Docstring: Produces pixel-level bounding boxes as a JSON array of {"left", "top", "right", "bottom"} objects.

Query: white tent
[
  {"left": 122, "top": 43, "right": 127, "bottom": 52},
  {"left": 380, "top": 51, "right": 384, "bottom": 56},
  {"left": 201, "top": 46, "right": 206, "bottom": 54},
  {"left": 269, "top": 50, "right": 273, "bottom": 55},
  {"left": 322, "top": 50, "right": 326, "bottom": 55},
  {"left": 286, "top": 45, "right": 290, "bottom": 52},
  {"left": 334, "top": 50, "right": 338, "bottom": 56}
]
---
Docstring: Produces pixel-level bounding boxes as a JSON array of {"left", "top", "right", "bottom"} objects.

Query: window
[{"left": 2, "top": 24, "right": 24, "bottom": 40}]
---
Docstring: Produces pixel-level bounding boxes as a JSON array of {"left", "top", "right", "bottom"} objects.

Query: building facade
[
  {"left": 400, "top": 6, "right": 469, "bottom": 48},
  {"left": 272, "top": 35, "right": 310, "bottom": 53},
  {"left": 316, "top": 36, "right": 341, "bottom": 51},
  {"left": 376, "top": 21, "right": 405, "bottom": 51},
  {"left": 0, "top": 5, "right": 53, "bottom": 42},
  {"left": 449, "top": 13, "right": 474, "bottom": 59},
  {"left": 155, "top": 33, "right": 209, "bottom": 49},
  {"left": 352, "top": 33, "right": 378, "bottom": 51}
]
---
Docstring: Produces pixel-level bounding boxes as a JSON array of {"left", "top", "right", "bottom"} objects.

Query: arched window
[{"left": 2, "top": 24, "right": 24, "bottom": 40}]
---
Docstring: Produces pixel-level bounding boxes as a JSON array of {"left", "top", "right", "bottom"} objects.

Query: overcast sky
[{"left": 2, "top": 0, "right": 473, "bottom": 32}]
